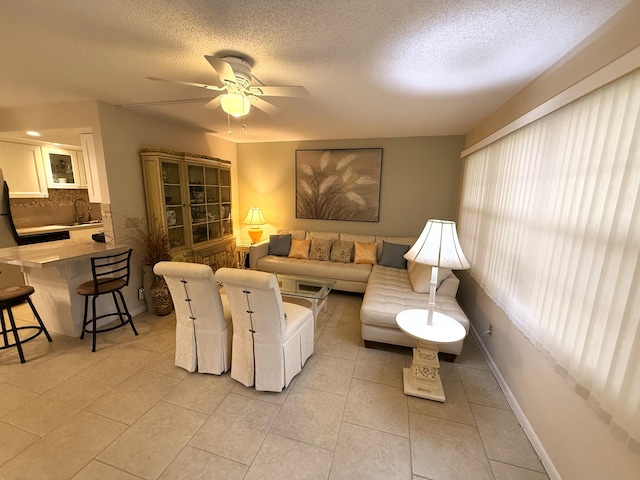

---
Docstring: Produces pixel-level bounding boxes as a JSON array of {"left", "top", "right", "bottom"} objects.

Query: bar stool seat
[
  {"left": 76, "top": 248, "right": 138, "bottom": 352},
  {"left": 0, "top": 285, "right": 52, "bottom": 363}
]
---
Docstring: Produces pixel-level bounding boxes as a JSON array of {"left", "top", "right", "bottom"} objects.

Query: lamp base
[{"left": 248, "top": 228, "right": 263, "bottom": 244}]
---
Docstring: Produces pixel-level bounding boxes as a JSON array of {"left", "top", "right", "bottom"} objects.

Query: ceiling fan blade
[
  {"left": 249, "top": 97, "right": 282, "bottom": 115},
  {"left": 205, "top": 55, "right": 237, "bottom": 85},
  {"left": 117, "top": 97, "right": 218, "bottom": 108},
  {"left": 203, "top": 97, "right": 222, "bottom": 109},
  {"left": 147, "top": 76, "right": 225, "bottom": 91},
  {"left": 248, "top": 85, "right": 308, "bottom": 98}
]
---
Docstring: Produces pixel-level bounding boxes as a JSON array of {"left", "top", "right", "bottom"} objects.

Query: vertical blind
[{"left": 458, "top": 68, "right": 640, "bottom": 451}]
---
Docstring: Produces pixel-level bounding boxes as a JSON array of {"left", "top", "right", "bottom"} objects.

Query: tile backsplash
[{"left": 10, "top": 189, "right": 102, "bottom": 228}]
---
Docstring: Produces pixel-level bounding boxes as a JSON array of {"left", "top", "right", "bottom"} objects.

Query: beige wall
[
  {"left": 459, "top": 4, "right": 640, "bottom": 479},
  {"left": 236, "top": 136, "right": 464, "bottom": 242}
]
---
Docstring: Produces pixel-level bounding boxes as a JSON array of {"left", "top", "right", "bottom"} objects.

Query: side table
[
  {"left": 235, "top": 240, "right": 252, "bottom": 269},
  {"left": 396, "top": 309, "right": 466, "bottom": 402}
]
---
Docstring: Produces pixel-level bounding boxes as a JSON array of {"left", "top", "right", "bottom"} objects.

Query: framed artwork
[{"left": 295, "top": 148, "right": 382, "bottom": 222}]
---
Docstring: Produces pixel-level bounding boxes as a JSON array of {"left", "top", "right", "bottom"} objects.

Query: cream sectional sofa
[{"left": 249, "top": 230, "right": 470, "bottom": 358}]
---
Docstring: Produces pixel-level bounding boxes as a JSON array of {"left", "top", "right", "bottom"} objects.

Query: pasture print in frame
[{"left": 296, "top": 148, "right": 382, "bottom": 221}]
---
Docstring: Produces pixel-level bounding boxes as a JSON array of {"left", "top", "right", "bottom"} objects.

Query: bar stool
[
  {"left": 0, "top": 286, "right": 52, "bottom": 363},
  {"left": 76, "top": 248, "right": 138, "bottom": 352}
]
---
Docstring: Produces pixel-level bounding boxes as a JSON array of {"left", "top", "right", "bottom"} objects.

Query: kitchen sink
[{"left": 64, "top": 220, "right": 103, "bottom": 226}]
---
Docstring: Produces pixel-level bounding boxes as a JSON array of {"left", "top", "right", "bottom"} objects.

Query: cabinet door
[
  {"left": 0, "top": 141, "right": 48, "bottom": 198},
  {"left": 162, "top": 161, "right": 187, "bottom": 249},
  {"left": 80, "top": 134, "right": 102, "bottom": 202},
  {"left": 42, "top": 147, "right": 84, "bottom": 189},
  {"left": 187, "top": 164, "right": 233, "bottom": 245}
]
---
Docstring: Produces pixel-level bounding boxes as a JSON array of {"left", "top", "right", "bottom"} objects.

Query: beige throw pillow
[
  {"left": 407, "top": 261, "right": 452, "bottom": 293},
  {"left": 330, "top": 240, "right": 354, "bottom": 263},
  {"left": 354, "top": 241, "right": 377, "bottom": 264},
  {"left": 309, "top": 238, "right": 331, "bottom": 261},
  {"left": 288, "top": 239, "right": 311, "bottom": 259}
]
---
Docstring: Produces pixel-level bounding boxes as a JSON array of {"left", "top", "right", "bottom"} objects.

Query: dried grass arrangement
[{"left": 126, "top": 217, "right": 172, "bottom": 265}]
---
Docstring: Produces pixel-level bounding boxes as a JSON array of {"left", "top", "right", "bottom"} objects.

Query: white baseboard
[{"left": 469, "top": 324, "right": 562, "bottom": 480}]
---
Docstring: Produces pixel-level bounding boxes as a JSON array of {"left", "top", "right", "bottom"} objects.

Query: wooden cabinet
[
  {"left": 42, "top": 146, "right": 86, "bottom": 189},
  {"left": 141, "top": 148, "right": 235, "bottom": 269},
  {"left": 80, "top": 134, "right": 102, "bottom": 203},
  {"left": 0, "top": 141, "right": 49, "bottom": 198}
]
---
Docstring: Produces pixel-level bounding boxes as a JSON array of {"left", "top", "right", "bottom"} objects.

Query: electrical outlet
[{"left": 138, "top": 287, "right": 145, "bottom": 300}]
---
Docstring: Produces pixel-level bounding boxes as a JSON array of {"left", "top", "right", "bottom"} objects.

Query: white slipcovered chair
[
  {"left": 214, "top": 268, "right": 314, "bottom": 392},
  {"left": 153, "top": 261, "right": 232, "bottom": 374}
]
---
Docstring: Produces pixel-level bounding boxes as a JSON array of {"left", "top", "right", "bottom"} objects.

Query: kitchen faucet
[{"left": 74, "top": 198, "right": 91, "bottom": 224}]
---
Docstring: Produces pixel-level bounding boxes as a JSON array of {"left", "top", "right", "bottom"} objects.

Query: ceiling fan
[{"left": 146, "top": 55, "right": 308, "bottom": 118}]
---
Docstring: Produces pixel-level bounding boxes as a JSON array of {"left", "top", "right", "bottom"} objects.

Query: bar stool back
[
  {"left": 76, "top": 248, "right": 138, "bottom": 351},
  {"left": 0, "top": 286, "right": 52, "bottom": 363}
]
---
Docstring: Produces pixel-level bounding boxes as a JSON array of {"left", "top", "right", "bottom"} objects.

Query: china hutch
[{"left": 140, "top": 148, "right": 236, "bottom": 270}]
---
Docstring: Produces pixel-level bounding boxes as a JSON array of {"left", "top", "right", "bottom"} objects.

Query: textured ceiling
[{"left": 0, "top": 0, "right": 629, "bottom": 144}]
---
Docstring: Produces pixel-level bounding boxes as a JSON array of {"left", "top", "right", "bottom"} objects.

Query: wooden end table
[{"left": 396, "top": 309, "right": 466, "bottom": 402}]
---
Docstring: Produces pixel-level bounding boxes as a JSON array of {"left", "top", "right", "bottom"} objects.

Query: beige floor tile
[
  {"left": 2, "top": 376, "right": 112, "bottom": 436},
  {"left": 98, "top": 401, "right": 207, "bottom": 480},
  {"left": 232, "top": 375, "right": 296, "bottom": 406},
  {"left": 77, "top": 346, "right": 160, "bottom": 386},
  {"left": 87, "top": 369, "right": 182, "bottom": 425},
  {"left": 407, "top": 377, "right": 475, "bottom": 426},
  {"left": 491, "top": 460, "right": 550, "bottom": 480},
  {"left": 409, "top": 411, "right": 493, "bottom": 480},
  {"left": 244, "top": 433, "right": 333, "bottom": 480},
  {"left": 159, "top": 446, "right": 248, "bottom": 480},
  {"left": 437, "top": 358, "right": 461, "bottom": 381},
  {"left": 163, "top": 371, "right": 236, "bottom": 414},
  {"left": 344, "top": 378, "right": 409, "bottom": 437},
  {"left": 0, "top": 421, "right": 40, "bottom": 465},
  {"left": 189, "top": 392, "right": 280, "bottom": 465},
  {"left": 0, "top": 410, "right": 127, "bottom": 480},
  {"left": 472, "top": 403, "right": 545, "bottom": 472},
  {"left": 456, "top": 339, "right": 491, "bottom": 371},
  {"left": 354, "top": 347, "right": 405, "bottom": 387},
  {"left": 72, "top": 460, "right": 142, "bottom": 479},
  {"left": 144, "top": 351, "right": 190, "bottom": 380},
  {"left": 458, "top": 365, "right": 511, "bottom": 409},
  {"left": 329, "top": 422, "right": 411, "bottom": 480},
  {"left": 295, "top": 353, "right": 355, "bottom": 396},
  {"left": 315, "top": 328, "right": 362, "bottom": 360},
  {"left": 128, "top": 329, "right": 176, "bottom": 354},
  {"left": 0, "top": 382, "right": 38, "bottom": 417},
  {"left": 270, "top": 384, "right": 346, "bottom": 450},
  {"left": 4, "top": 350, "right": 100, "bottom": 394}
]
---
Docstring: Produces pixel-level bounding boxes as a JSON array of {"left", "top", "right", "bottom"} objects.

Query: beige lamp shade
[
  {"left": 404, "top": 219, "right": 470, "bottom": 269},
  {"left": 244, "top": 207, "right": 266, "bottom": 243}
]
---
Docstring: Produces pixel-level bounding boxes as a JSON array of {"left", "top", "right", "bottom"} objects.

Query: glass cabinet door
[
  {"left": 188, "top": 164, "right": 232, "bottom": 245},
  {"left": 162, "top": 161, "right": 186, "bottom": 249}
]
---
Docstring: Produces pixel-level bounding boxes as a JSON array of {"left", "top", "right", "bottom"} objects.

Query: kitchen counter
[
  {"left": 17, "top": 221, "right": 103, "bottom": 236},
  {"left": 0, "top": 235, "right": 129, "bottom": 337}
]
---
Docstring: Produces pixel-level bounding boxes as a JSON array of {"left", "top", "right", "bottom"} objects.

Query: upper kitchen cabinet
[
  {"left": 0, "top": 141, "right": 49, "bottom": 198},
  {"left": 79, "top": 134, "right": 102, "bottom": 203},
  {"left": 42, "top": 146, "right": 87, "bottom": 189}
]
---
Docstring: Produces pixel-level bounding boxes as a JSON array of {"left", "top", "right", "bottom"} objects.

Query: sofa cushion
[
  {"left": 256, "top": 256, "right": 372, "bottom": 282},
  {"left": 269, "top": 234, "right": 291, "bottom": 256},
  {"left": 354, "top": 241, "right": 377, "bottom": 264},
  {"left": 340, "top": 233, "right": 376, "bottom": 244},
  {"left": 306, "top": 231, "right": 340, "bottom": 241},
  {"left": 378, "top": 241, "right": 410, "bottom": 268},
  {"left": 288, "top": 239, "right": 311, "bottom": 259},
  {"left": 277, "top": 229, "right": 306, "bottom": 240},
  {"left": 309, "top": 238, "right": 331, "bottom": 261},
  {"left": 407, "top": 261, "right": 452, "bottom": 293},
  {"left": 330, "top": 240, "right": 354, "bottom": 263}
]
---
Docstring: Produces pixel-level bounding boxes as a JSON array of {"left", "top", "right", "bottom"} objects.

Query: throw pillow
[
  {"left": 269, "top": 234, "right": 292, "bottom": 256},
  {"left": 378, "top": 241, "right": 410, "bottom": 268},
  {"left": 354, "top": 241, "right": 377, "bottom": 264},
  {"left": 330, "top": 240, "right": 354, "bottom": 263},
  {"left": 288, "top": 239, "right": 311, "bottom": 259},
  {"left": 407, "top": 260, "right": 452, "bottom": 293},
  {"left": 309, "top": 238, "right": 331, "bottom": 261}
]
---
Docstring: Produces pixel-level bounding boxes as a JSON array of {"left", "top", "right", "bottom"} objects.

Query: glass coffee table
[{"left": 276, "top": 274, "right": 335, "bottom": 328}]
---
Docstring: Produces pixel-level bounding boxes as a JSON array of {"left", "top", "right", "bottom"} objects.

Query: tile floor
[{"left": 0, "top": 292, "right": 550, "bottom": 480}]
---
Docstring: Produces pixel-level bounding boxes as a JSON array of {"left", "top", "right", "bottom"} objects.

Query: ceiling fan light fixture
[{"left": 220, "top": 93, "right": 250, "bottom": 117}]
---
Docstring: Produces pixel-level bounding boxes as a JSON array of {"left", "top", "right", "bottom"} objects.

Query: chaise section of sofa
[{"left": 360, "top": 264, "right": 469, "bottom": 357}]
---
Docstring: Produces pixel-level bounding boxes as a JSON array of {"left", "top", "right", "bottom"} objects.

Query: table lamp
[
  {"left": 404, "top": 219, "right": 470, "bottom": 309},
  {"left": 243, "top": 207, "right": 266, "bottom": 244}
]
